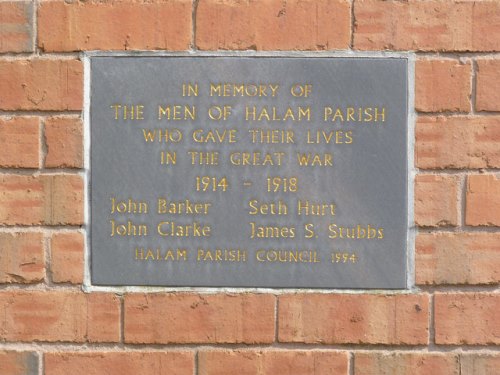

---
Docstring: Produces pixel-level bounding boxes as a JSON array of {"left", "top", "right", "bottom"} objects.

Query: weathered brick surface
[
  {"left": 125, "top": 293, "right": 275, "bottom": 344},
  {"left": 199, "top": 350, "right": 348, "bottom": 375},
  {"left": 0, "top": 117, "right": 39, "bottom": 168},
  {"left": 416, "top": 116, "right": 500, "bottom": 169},
  {"left": 45, "top": 117, "right": 83, "bottom": 169},
  {"left": 435, "top": 293, "right": 500, "bottom": 345},
  {"left": 415, "top": 60, "right": 471, "bottom": 112},
  {"left": 50, "top": 232, "right": 84, "bottom": 284},
  {"left": 38, "top": 0, "right": 192, "bottom": 52},
  {"left": 416, "top": 232, "right": 500, "bottom": 285},
  {"left": 0, "top": 232, "right": 44, "bottom": 284},
  {"left": 0, "top": 59, "right": 82, "bottom": 111},
  {"left": 476, "top": 59, "right": 500, "bottom": 112},
  {"left": 465, "top": 174, "right": 500, "bottom": 226},
  {"left": 278, "top": 294, "right": 429, "bottom": 345},
  {"left": 460, "top": 354, "right": 500, "bottom": 375},
  {"left": 196, "top": 0, "right": 351, "bottom": 50},
  {"left": 0, "top": 174, "right": 83, "bottom": 225},
  {"left": 0, "top": 1, "right": 33, "bottom": 53},
  {"left": 0, "top": 351, "right": 38, "bottom": 375},
  {"left": 414, "top": 175, "right": 459, "bottom": 227},
  {"left": 355, "top": 352, "right": 459, "bottom": 375},
  {"left": 45, "top": 352, "right": 194, "bottom": 375},
  {"left": 354, "top": 0, "right": 500, "bottom": 52},
  {"left": 0, "top": 291, "right": 120, "bottom": 343}
]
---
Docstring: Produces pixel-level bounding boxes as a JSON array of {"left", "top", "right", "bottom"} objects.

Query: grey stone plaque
[{"left": 90, "top": 56, "right": 409, "bottom": 289}]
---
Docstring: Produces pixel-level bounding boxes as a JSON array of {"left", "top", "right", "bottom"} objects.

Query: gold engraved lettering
[
  {"left": 135, "top": 247, "right": 188, "bottom": 261},
  {"left": 255, "top": 249, "right": 320, "bottom": 263},
  {"left": 290, "top": 83, "right": 312, "bottom": 97},
  {"left": 207, "top": 105, "right": 232, "bottom": 121},
  {"left": 110, "top": 220, "right": 148, "bottom": 237},
  {"left": 188, "top": 151, "right": 219, "bottom": 165},
  {"left": 248, "top": 199, "right": 288, "bottom": 215},
  {"left": 110, "top": 104, "right": 145, "bottom": 120},
  {"left": 197, "top": 248, "right": 247, "bottom": 262},
  {"left": 192, "top": 129, "right": 237, "bottom": 143},
  {"left": 157, "top": 221, "right": 211, "bottom": 237},
  {"left": 142, "top": 128, "right": 183, "bottom": 143},
  {"left": 245, "top": 106, "right": 310, "bottom": 122},
  {"left": 160, "top": 151, "right": 177, "bottom": 165},
  {"left": 110, "top": 197, "right": 148, "bottom": 214},
  {"left": 323, "top": 106, "right": 386, "bottom": 122},
  {"left": 157, "top": 198, "right": 211, "bottom": 215},
  {"left": 210, "top": 83, "right": 279, "bottom": 97},
  {"left": 331, "top": 252, "right": 358, "bottom": 264},
  {"left": 297, "top": 200, "right": 335, "bottom": 216},
  {"left": 248, "top": 129, "right": 294, "bottom": 144},
  {"left": 296, "top": 153, "right": 333, "bottom": 166},
  {"left": 229, "top": 152, "right": 285, "bottom": 166},
  {"left": 158, "top": 105, "right": 196, "bottom": 120},
  {"left": 328, "top": 224, "right": 384, "bottom": 240},
  {"left": 182, "top": 83, "right": 198, "bottom": 97},
  {"left": 249, "top": 222, "right": 295, "bottom": 239},
  {"left": 304, "top": 223, "right": 316, "bottom": 239},
  {"left": 306, "top": 130, "right": 353, "bottom": 144}
]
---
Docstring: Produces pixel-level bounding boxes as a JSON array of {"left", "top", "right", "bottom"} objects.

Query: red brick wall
[{"left": 1, "top": 1, "right": 499, "bottom": 374}]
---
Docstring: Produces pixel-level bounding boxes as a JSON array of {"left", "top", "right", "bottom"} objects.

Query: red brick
[
  {"left": 416, "top": 233, "right": 500, "bottom": 285},
  {"left": 0, "top": 59, "right": 82, "bottom": 111},
  {"left": 0, "top": 232, "right": 44, "bottom": 284},
  {"left": 435, "top": 293, "right": 500, "bottom": 345},
  {"left": 415, "top": 175, "right": 459, "bottom": 227},
  {"left": 354, "top": 0, "right": 500, "bottom": 52},
  {"left": 196, "top": 0, "right": 350, "bottom": 50},
  {"left": 416, "top": 60, "right": 471, "bottom": 112},
  {"left": 355, "top": 352, "right": 459, "bottom": 375},
  {"left": 0, "top": 117, "right": 39, "bottom": 168},
  {"left": 124, "top": 293, "right": 275, "bottom": 344},
  {"left": 0, "top": 1, "right": 33, "bottom": 53},
  {"left": 0, "top": 351, "right": 38, "bottom": 375},
  {"left": 0, "top": 291, "right": 120, "bottom": 343},
  {"left": 476, "top": 59, "right": 500, "bottom": 111},
  {"left": 38, "top": 0, "right": 191, "bottom": 52},
  {"left": 278, "top": 294, "right": 429, "bottom": 345},
  {"left": 416, "top": 116, "right": 500, "bottom": 169},
  {"left": 50, "top": 232, "right": 84, "bottom": 284},
  {"left": 45, "top": 352, "right": 194, "bottom": 375},
  {"left": 0, "top": 174, "right": 83, "bottom": 226},
  {"left": 199, "top": 350, "right": 348, "bottom": 375},
  {"left": 466, "top": 174, "right": 500, "bottom": 226},
  {"left": 460, "top": 354, "right": 500, "bottom": 375},
  {"left": 45, "top": 117, "right": 83, "bottom": 169}
]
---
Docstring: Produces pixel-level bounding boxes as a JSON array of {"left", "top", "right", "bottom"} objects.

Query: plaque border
[{"left": 82, "top": 51, "right": 416, "bottom": 293}]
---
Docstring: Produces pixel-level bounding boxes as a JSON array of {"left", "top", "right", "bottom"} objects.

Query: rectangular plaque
[{"left": 89, "top": 56, "right": 409, "bottom": 288}]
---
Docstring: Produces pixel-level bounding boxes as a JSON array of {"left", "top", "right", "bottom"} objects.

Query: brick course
[
  {"left": 435, "top": 293, "right": 500, "bottom": 345},
  {"left": 199, "top": 350, "right": 349, "bottom": 375},
  {"left": 278, "top": 294, "right": 429, "bottom": 345},
  {"left": 196, "top": 0, "right": 351, "bottom": 50},
  {"left": 0, "top": 291, "right": 120, "bottom": 343},
  {"left": 0, "top": 117, "right": 39, "bottom": 168},
  {"left": 38, "top": 0, "right": 192, "bottom": 52},
  {"left": 124, "top": 293, "right": 276, "bottom": 344},
  {"left": 416, "top": 116, "right": 500, "bottom": 169},
  {"left": 0, "top": 174, "right": 83, "bottom": 225},
  {"left": 45, "top": 352, "right": 194, "bottom": 375},
  {"left": 44, "top": 117, "right": 83, "bottom": 169},
  {"left": 416, "top": 232, "right": 500, "bottom": 285},
  {"left": 0, "top": 1, "right": 33, "bottom": 53},
  {"left": 0, "top": 232, "right": 44, "bottom": 284}
]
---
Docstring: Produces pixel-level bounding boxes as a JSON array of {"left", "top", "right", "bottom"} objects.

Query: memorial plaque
[{"left": 89, "top": 56, "right": 409, "bottom": 288}]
